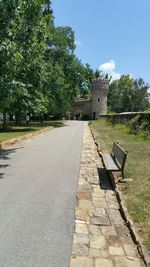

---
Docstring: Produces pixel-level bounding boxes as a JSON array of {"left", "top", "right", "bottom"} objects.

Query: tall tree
[
  {"left": 0, "top": 0, "right": 97, "bottom": 122},
  {"left": 108, "top": 75, "right": 150, "bottom": 113},
  {"left": 0, "top": 0, "right": 17, "bottom": 127}
]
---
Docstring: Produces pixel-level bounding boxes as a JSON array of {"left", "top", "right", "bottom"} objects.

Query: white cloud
[
  {"left": 100, "top": 60, "right": 115, "bottom": 73},
  {"left": 99, "top": 60, "right": 121, "bottom": 81},
  {"left": 74, "top": 40, "right": 82, "bottom": 47}
]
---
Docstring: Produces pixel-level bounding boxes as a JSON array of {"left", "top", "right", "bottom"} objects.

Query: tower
[{"left": 91, "top": 78, "right": 109, "bottom": 119}]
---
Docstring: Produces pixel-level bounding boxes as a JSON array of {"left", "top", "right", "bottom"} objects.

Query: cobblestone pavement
[{"left": 70, "top": 122, "right": 145, "bottom": 267}]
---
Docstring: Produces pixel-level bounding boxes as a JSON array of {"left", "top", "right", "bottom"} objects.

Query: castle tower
[{"left": 91, "top": 78, "right": 109, "bottom": 119}]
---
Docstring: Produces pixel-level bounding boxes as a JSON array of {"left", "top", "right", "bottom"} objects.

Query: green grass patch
[
  {"left": 0, "top": 121, "right": 64, "bottom": 142},
  {"left": 90, "top": 119, "right": 150, "bottom": 249}
]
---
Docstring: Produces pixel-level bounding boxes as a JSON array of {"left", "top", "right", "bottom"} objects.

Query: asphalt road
[{"left": 0, "top": 121, "right": 84, "bottom": 267}]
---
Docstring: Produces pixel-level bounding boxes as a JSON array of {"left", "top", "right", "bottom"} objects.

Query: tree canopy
[
  {"left": 108, "top": 75, "right": 150, "bottom": 113},
  {"left": 0, "top": 1, "right": 149, "bottom": 125},
  {"left": 0, "top": 0, "right": 96, "bottom": 125}
]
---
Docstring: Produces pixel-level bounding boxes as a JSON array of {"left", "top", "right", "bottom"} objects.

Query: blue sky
[{"left": 52, "top": 0, "right": 150, "bottom": 84}]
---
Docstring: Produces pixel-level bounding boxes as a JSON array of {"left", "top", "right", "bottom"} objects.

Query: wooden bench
[{"left": 100, "top": 142, "right": 128, "bottom": 179}]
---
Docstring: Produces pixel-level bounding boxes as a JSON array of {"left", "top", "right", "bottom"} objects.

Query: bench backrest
[{"left": 111, "top": 142, "right": 127, "bottom": 170}]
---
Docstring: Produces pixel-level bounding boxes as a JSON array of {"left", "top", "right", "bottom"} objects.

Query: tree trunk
[
  {"left": 3, "top": 112, "right": 7, "bottom": 130},
  {"left": 15, "top": 112, "right": 22, "bottom": 125},
  {"left": 40, "top": 115, "right": 43, "bottom": 124},
  {"left": 9, "top": 113, "right": 14, "bottom": 121}
]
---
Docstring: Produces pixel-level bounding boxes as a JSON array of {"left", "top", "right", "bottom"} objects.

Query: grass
[
  {"left": 0, "top": 121, "right": 64, "bottom": 143},
  {"left": 90, "top": 119, "right": 150, "bottom": 250}
]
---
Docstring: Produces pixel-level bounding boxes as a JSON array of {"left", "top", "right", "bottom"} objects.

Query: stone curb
[
  {"left": 89, "top": 124, "right": 150, "bottom": 267},
  {"left": 115, "top": 186, "right": 150, "bottom": 267},
  {"left": 0, "top": 126, "right": 53, "bottom": 152}
]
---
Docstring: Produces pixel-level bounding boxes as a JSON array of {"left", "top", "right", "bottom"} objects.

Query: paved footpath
[
  {"left": 70, "top": 122, "right": 145, "bottom": 267},
  {"left": 0, "top": 121, "right": 84, "bottom": 267}
]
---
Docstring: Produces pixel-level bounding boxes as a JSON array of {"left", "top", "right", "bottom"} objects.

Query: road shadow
[
  {"left": 98, "top": 167, "right": 114, "bottom": 191},
  {"left": 0, "top": 173, "right": 4, "bottom": 179},
  {"left": 0, "top": 147, "right": 23, "bottom": 179},
  {"left": 0, "top": 164, "right": 10, "bottom": 168},
  {"left": 48, "top": 121, "right": 66, "bottom": 128},
  {"left": 0, "top": 147, "right": 23, "bottom": 160}
]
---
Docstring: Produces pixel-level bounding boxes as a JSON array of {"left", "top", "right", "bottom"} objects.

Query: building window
[{"left": 98, "top": 98, "right": 100, "bottom": 102}]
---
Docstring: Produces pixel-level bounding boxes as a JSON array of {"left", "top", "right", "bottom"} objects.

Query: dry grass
[{"left": 90, "top": 119, "right": 150, "bottom": 249}]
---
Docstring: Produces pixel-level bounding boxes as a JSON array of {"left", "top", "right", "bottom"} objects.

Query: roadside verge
[
  {"left": 90, "top": 125, "right": 150, "bottom": 267},
  {"left": 70, "top": 122, "right": 145, "bottom": 267},
  {"left": 0, "top": 126, "right": 53, "bottom": 151}
]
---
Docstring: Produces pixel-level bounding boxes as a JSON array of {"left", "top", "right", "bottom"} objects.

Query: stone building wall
[
  {"left": 71, "top": 78, "right": 109, "bottom": 120},
  {"left": 70, "top": 99, "right": 91, "bottom": 119},
  {"left": 91, "top": 79, "right": 109, "bottom": 119}
]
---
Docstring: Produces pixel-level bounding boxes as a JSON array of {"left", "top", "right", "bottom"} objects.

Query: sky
[{"left": 52, "top": 0, "right": 150, "bottom": 84}]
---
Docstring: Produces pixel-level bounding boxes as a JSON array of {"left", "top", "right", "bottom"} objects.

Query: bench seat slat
[{"left": 101, "top": 153, "right": 119, "bottom": 171}]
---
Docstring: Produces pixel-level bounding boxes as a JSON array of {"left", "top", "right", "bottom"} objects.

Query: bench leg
[{"left": 121, "top": 170, "right": 125, "bottom": 179}]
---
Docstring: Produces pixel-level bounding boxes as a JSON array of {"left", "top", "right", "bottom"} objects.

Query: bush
[{"left": 128, "top": 115, "right": 141, "bottom": 134}]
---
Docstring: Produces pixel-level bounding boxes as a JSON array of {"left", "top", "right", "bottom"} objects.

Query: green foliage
[
  {"left": 108, "top": 75, "right": 150, "bottom": 113},
  {"left": 127, "top": 115, "right": 150, "bottom": 139},
  {"left": 128, "top": 115, "right": 141, "bottom": 134},
  {"left": 0, "top": 0, "right": 94, "bottom": 123},
  {"left": 1, "top": 2, "right": 149, "bottom": 125},
  {"left": 94, "top": 69, "right": 102, "bottom": 78}
]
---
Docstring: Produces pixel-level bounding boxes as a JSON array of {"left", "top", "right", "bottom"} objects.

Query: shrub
[{"left": 128, "top": 115, "right": 141, "bottom": 134}]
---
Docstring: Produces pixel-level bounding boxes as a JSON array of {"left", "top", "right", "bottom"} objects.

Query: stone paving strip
[{"left": 70, "top": 122, "right": 145, "bottom": 267}]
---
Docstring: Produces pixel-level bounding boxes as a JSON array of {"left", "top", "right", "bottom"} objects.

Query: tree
[
  {"left": 94, "top": 69, "right": 102, "bottom": 79},
  {"left": 0, "top": 0, "right": 97, "bottom": 123},
  {"left": 0, "top": 0, "right": 53, "bottom": 124},
  {"left": 132, "top": 78, "right": 150, "bottom": 111},
  {"left": 108, "top": 75, "right": 150, "bottom": 113}
]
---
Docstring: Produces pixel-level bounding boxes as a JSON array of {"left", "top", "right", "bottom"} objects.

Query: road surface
[{"left": 0, "top": 121, "right": 84, "bottom": 267}]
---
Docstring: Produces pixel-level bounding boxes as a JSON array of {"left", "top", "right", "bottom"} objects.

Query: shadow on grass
[
  {"left": 20, "top": 121, "right": 65, "bottom": 129},
  {"left": 98, "top": 167, "right": 114, "bottom": 191},
  {"left": 0, "top": 121, "right": 65, "bottom": 133},
  {"left": 0, "top": 128, "right": 37, "bottom": 133}
]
